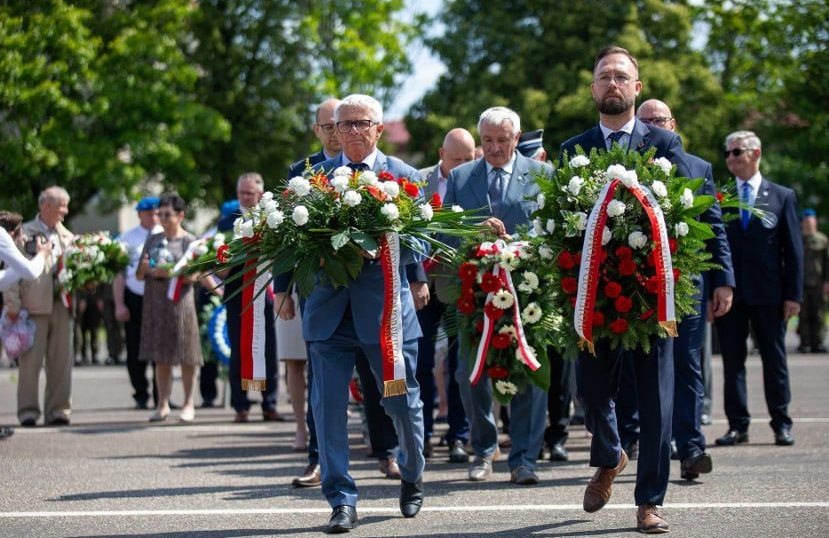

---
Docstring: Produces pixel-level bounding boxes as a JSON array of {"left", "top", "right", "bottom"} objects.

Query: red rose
[
  {"left": 487, "top": 366, "right": 509, "bottom": 379},
  {"left": 378, "top": 171, "right": 395, "bottom": 182},
  {"left": 669, "top": 239, "right": 678, "bottom": 255},
  {"left": 644, "top": 275, "right": 660, "bottom": 294},
  {"left": 640, "top": 309, "right": 655, "bottom": 320},
  {"left": 458, "top": 262, "right": 478, "bottom": 282},
  {"left": 619, "top": 259, "right": 637, "bottom": 276},
  {"left": 592, "top": 311, "right": 605, "bottom": 327},
  {"left": 216, "top": 244, "right": 230, "bottom": 264},
  {"left": 481, "top": 273, "right": 501, "bottom": 293},
  {"left": 604, "top": 281, "right": 622, "bottom": 298},
  {"left": 457, "top": 297, "right": 476, "bottom": 315},
  {"left": 475, "top": 319, "right": 484, "bottom": 333},
  {"left": 673, "top": 268, "right": 681, "bottom": 282},
  {"left": 614, "top": 246, "right": 633, "bottom": 260},
  {"left": 492, "top": 333, "right": 512, "bottom": 349},
  {"left": 561, "top": 277, "right": 578, "bottom": 295},
  {"left": 484, "top": 302, "right": 505, "bottom": 320},
  {"left": 614, "top": 295, "right": 633, "bottom": 313},
  {"left": 610, "top": 318, "right": 629, "bottom": 334},
  {"left": 558, "top": 251, "right": 576, "bottom": 270},
  {"left": 430, "top": 192, "right": 442, "bottom": 209}
]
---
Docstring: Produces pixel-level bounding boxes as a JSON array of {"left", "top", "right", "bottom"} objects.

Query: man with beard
[{"left": 559, "top": 46, "right": 719, "bottom": 534}]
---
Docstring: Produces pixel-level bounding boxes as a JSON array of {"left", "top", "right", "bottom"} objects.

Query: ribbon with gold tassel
[{"left": 378, "top": 231, "right": 407, "bottom": 397}]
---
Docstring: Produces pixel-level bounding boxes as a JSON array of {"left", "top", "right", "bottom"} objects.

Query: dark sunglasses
[{"left": 724, "top": 148, "right": 751, "bottom": 158}]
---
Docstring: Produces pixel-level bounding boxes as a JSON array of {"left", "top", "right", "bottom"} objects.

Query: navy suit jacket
[
  {"left": 560, "top": 120, "right": 735, "bottom": 293},
  {"left": 300, "top": 150, "right": 426, "bottom": 344},
  {"left": 725, "top": 177, "right": 803, "bottom": 306},
  {"left": 288, "top": 150, "right": 326, "bottom": 179}
]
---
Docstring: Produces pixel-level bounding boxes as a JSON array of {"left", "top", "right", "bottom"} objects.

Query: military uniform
[{"left": 799, "top": 230, "right": 829, "bottom": 352}]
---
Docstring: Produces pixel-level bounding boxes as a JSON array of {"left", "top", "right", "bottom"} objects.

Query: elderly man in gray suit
[{"left": 443, "top": 107, "right": 553, "bottom": 485}]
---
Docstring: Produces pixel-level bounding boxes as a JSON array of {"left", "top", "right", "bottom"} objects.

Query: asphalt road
[{"left": 1, "top": 348, "right": 828, "bottom": 537}]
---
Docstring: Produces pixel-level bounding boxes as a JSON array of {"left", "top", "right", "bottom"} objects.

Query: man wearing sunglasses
[{"left": 714, "top": 130, "right": 803, "bottom": 449}]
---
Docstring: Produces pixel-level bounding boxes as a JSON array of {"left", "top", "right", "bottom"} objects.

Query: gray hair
[
  {"left": 38, "top": 186, "right": 70, "bottom": 206},
  {"left": 335, "top": 94, "right": 384, "bottom": 123},
  {"left": 237, "top": 172, "right": 264, "bottom": 191},
  {"left": 725, "top": 130, "right": 762, "bottom": 150},
  {"left": 477, "top": 106, "right": 521, "bottom": 136}
]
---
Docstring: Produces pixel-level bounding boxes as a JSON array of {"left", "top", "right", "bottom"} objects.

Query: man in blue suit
[
  {"left": 714, "top": 130, "right": 803, "bottom": 448},
  {"left": 287, "top": 98, "right": 342, "bottom": 179},
  {"left": 301, "top": 94, "right": 426, "bottom": 533},
  {"left": 632, "top": 99, "right": 735, "bottom": 481},
  {"left": 558, "top": 47, "right": 732, "bottom": 533},
  {"left": 444, "top": 107, "right": 552, "bottom": 486}
]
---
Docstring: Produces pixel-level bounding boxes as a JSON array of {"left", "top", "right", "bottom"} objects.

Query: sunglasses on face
[{"left": 724, "top": 148, "right": 751, "bottom": 158}]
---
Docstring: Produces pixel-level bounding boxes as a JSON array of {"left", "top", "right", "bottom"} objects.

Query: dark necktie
[
  {"left": 348, "top": 162, "right": 368, "bottom": 172},
  {"left": 607, "top": 131, "right": 625, "bottom": 148},
  {"left": 489, "top": 167, "right": 505, "bottom": 214},
  {"left": 740, "top": 182, "right": 751, "bottom": 230}
]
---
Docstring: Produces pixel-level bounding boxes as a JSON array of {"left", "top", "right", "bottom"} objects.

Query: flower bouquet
[
  {"left": 170, "top": 233, "right": 227, "bottom": 277},
  {"left": 533, "top": 145, "right": 723, "bottom": 356},
  {"left": 57, "top": 232, "right": 129, "bottom": 293},
  {"left": 454, "top": 235, "right": 564, "bottom": 404}
]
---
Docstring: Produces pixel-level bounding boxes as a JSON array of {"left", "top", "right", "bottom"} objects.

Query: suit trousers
[
  {"left": 309, "top": 309, "right": 424, "bottom": 508},
  {"left": 18, "top": 303, "right": 73, "bottom": 423},
  {"left": 456, "top": 335, "right": 546, "bottom": 471},
  {"left": 545, "top": 348, "right": 573, "bottom": 448},
  {"left": 124, "top": 288, "right": 156, "bottom": 406},
  {"left": 576, "top": 337, "right": 674, "bottom": 506},
  {"left": 354, "top": 348, "right": 400, "bottom": 459},
  {"left": 672, "top": 285, "right": 707, "bottom": 460},
  {"left": 715, "top": 302, "right": 792, "bottom": 433}
]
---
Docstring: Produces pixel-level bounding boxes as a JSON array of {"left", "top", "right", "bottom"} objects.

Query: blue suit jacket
[
  {"left": 560, "top": 121, "right": 735, "bottom": 292},
  {"left": 301, "top": 150, "right": 426, "bottom": 343},
  {"left": 288, "top": 150, "right": 326, "bottom": 179},
  {"left": 725, "top": 177, "right": 803, "bottom": 306},
  {"left": 443, "top": 153, "right": 553, "bottom": 237}
]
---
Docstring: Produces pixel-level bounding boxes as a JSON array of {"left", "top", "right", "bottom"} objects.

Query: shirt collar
[
  {"left": 485, "top": 152, "right": 517, "bottom": 177},
  {"left": 342, "top": 148, "right": 378, "bottom": 170},
  {"left": 36, "top": 216, "right": 56, "bottom": 235},
  {"left": 736, "top": 172, "right": 762, "bottom": 191},
  {"left": 599, "top": 118, "right": 636, "bottom": 140}
]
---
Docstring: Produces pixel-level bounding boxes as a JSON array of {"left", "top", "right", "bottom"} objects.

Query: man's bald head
[
  {"left": 637, "top": 99, "right": 676, "bottom": 131},
  {"left": 439, "top": 128, "right": 476, "bottom": 176},
  {"left": 314, "top": 98, "right": 342, "bottom": 154}
]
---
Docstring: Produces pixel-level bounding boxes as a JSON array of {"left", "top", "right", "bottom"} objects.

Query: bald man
[
  {"left": 288, "top": 98, "right": 343, "bottom": 178},
  {"left": 417, "top": 128, "right": 476, "bottom": 463}
]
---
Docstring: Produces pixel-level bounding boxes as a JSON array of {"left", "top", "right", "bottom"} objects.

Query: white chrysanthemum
[
  {"left": 292, "top": 206, "right": 309, "bottom": 226},
  {"left": 419, "top": 203, "right": 434, "bottom": 221},
  {"left": 546, "top": 219, "right": 556, "bottom": 234},
  {"left": 570, "top": 155, "right": 590, "bottom": 168},
  {"left": 358, "top": 170, "right": 378, "bottom": 185},
  {"left": 653, "top": 157, "right": 673, "bottom": 176},
  {"left": 288, "top": 176, "right": 312, "bottom": 197},
  {"left": 331, "top": 176, "right": 349, "bottom": 193},
  {"left": 606, "top": 164, "right": 627, "bottom": 180},
  {"left": 451, "top": 205, "right": 463, "bottom": 213},
  {"left": 675, "top": 221, "right": 690, "bottom": 237},
  {"left": 498, "top": 324, "right": 517, "bottom": 338},
  {"left": 495, "top": 380, "right": 518, "bottom": 396},
  {"left": 602, "top": 225, "right": 612, "bottom": 246},
  {"left": 532, "top": 218, "right": 545, "bottom": 236},
  {"left": 680, "top": 188, "right": 694, "bottom": 208},
  {"left": 607, "top": 200, "right": 626, "bottom": 218},
  {"left": 381, "top": 181, "right": 400, "bottom": 198},
  {"left": 342, "top": 190, "right": 362, "bottom": 207},
  {"left": 381, "top": 203, "right": 400, "bottom": 221},
  {"left": 334, "top": 165, "right": 352, "bottom": 177},
  {"left": 492, "top": 289, "right": 514, "bottom": 309},
  {"left": 266, "top": 210, "right": 285, "bottom": 229},
  {"left": 651, "top": 180, "right": 668, "bottom": 198},
  {"left": 568, "top": 176, "right": 584, "bottom": 196},
  {"left": 537, "top": 192, "right": 545, "bottom": 209},
  {"left": 620, "top": 168, "right": 639, "bottom": 187},
  {"left": 239, "top": 220, "right": 255, "bottom": 238},
  {"left": 538, "top": 245, "right": 553, "bottom": 259},
  {"left": 213, "top": 233, "right": 225, "bottom": 246},
  {"left": 518, "top": 271, "right": 539, "bottom": 293},
  {"left": 628, "top": 231, "right": 648, "bottom": 249},
  {"left": 522, "top": 302, "right": 542, "bottom": 324}
]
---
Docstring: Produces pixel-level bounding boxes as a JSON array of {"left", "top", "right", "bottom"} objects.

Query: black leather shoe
[
  {"left": 20, "top": 418, "right": 36, "bottom": 427},
  {"left": 448, "top": 440, "right": 470, "bottom": 463},
  {"left": 715, "top": 429, "right": 748, "bottom": 446},
  {"left": 680, "top": 452, "right": 713, "bottom": 480},
  {"left": 549, "top": 443, "right": 569, "bottom": 462},
  {"left": 325, "top": 505, "right": 357, "bottom": 534},
  {"left": 400, "top": 479, "right": 424, "bottom": 518},
  {"left": 774, "top": 428, "right": 795, "bottom": 446},
  {"left": 622, "top": 440, "right": 639, "bottom": 460}
]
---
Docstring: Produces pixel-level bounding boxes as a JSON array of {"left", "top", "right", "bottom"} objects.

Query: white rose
[
  {"left": 607, "top": 200, "right": 626, "bottom": 218},
  {"left": 239, "top": 220, "right": 255, "bottom": 238},
  {"left": 266, "top": 210, "right": 285, "bottom": 229},
  {"left": 381, "top": 181, "right": 400, "bottom": 198},
  {"left": 380, "top": 203, "right": 399, "bottom": 221},
  {"left": 288, "top": 176, "right": 312, "bottom": 197},
  {"left": 653, "top": 157, "right": 673, "bottom": 176},
  {"left": 538, "top": 245, "right": 553, "bottom": 259},
  {"left": 568, "top": 176, "right": 584, "bottom": 196},
  {"left": 330, "top": 176, "right": 349, "bottom": 193},
  {"left": 546, "top": 219, "right": 556, "bottom": 234},
  {"left": 419, "top": 203, "right": 434, "bottom": 221},
  {"left": 233, "top": 217, "right": 244, "bottom": 237},
  {"left": 601, "top": 225, "right": 612, "bottom": 246},
  {"left": 292, "top": 206, "right": 309, "bottom": 226},
  {"left": 651, "top": 180, "right": 668, "bottom": 198},
  {"left": 569, "top": 155, "right": 590, "bottom": 168},
  {"left": 334, "top": 165, "right": 352, "bottom": 177},
  {"left": 675, "top": 221, "right": 690, "bottom": 237},
  {"left": 260, "top": 191, "right": 274, "bottom": 202},
  {"left": 342, "top": 190, "right": 362, "bottom": 207},
  {"left": 261, "top": 199, "right": 278, "bottom": 214},
  {"left": 680, "top": 188, "right": 694, "bottom": 208},
  {"left": 628, "top": 231, "right": 648, "bottom": 249},
  {"left": 537, "top": 192, "right": 545, "bottom": 209}
]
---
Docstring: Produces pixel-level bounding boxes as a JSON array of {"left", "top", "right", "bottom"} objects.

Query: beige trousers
[{"left": 17, "top": 304, "right": 74, "bottom": 423}]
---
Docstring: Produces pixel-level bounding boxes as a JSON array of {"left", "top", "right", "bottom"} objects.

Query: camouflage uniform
[{"left": 799, "top": 231, "right": 829, "bottom": 351}]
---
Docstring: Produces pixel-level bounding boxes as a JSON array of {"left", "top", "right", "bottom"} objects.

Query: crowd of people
[{"left": 0, "top": 45, "right": 821, "bottom": 535}]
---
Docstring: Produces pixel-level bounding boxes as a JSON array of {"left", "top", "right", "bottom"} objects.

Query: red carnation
[
  {"left": 644, "top": 275, "right": 660, "bottom": 294},
  {"left": 592, "top": 311, "right": 605, "bottom": 327},
  {"left": 640, "top": 309, "right": 655, "bottom": 320},
  {"left": 614, "top": 246, "right": 633, "bottom": 260},
  {"left": 492, "top": 333, "right": 512, "bottom": 349},
  {"left": 481, "top": 273, "right": 501, "bottom": 293},
  {"left": 484, "top": 302, "right": 505, "bottom": 320},
  {"left": 614, "top": 295, "right": 633, "bottom": 313},
  {"left": 216, "top": 244, "right": 230, "bottom": 264},
  {"left": 487, "top": 366, "right": 509, "bottom": 379},
  {"left": 604, "top": 281, "right": 622, "bottom": 298},
  {"left": 619, "top": 259, "right": 637, "bottom": 276},
  {"left": 558, "top": 251, "right": 576, "bottom": 270},
  {"left": 610, "top": 318, "right": 629, "bottom": 334},
  {"left": 457, "top": 297, "right": 476, "bottom": 315},
  {"left": 378, "top": 171, "right": 395, "bottom": 182},
  {"left": 430, "top": 192, "right": 442, "bottom": 209},
  {"left": 403, "top": 181, "right": 420, "bottom": 198},
  {"left": 458, "top": 262, "right": 478, "bottom": 282},
  {"left": 669, "top": 239, "right": 678, "bottom": 255},
  {"left": 561, "top": 277, "right": 578, "bottom": 295}
]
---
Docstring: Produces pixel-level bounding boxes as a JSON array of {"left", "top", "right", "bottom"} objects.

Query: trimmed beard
[{"left": 596, "top": 94, "right": 635, "bottom": 115}]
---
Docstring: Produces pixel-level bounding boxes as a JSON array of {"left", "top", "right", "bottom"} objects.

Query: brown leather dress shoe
[
  {"left": 379, "top": 456, "right": 402, "bottom": 479},
  {"left": 233, "top": 411, "right": 249, "bottom": 423},
  {"left": 636, "top": 504, "right": 669, "bottom": 533},
  {"left": 583, "top": 450, "right": 628, "bottom": 513},
  {"left": 263, "top": 409, "right": 288, "bottom": 422},
  {"left": 292, "top": 463, "right": 321, "bottom": 488}
]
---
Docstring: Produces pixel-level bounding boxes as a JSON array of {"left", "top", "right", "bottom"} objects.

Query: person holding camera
[
  {"left": 2, "top": 186, "right": 75, "bottom": 427},
  {"left": 0, "top": 211, "right": 51, "bottom": 292}
]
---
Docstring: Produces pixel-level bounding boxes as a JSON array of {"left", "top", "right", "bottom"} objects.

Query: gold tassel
[
  {"left": 241, "top": 379, "right": 267, "bottom": 391},
  {"left": 659, "top": 320, "right": 678, "bottom": 337},
  {"left": 578, "top": 338, "right": 596, "bottom": 356},
  {"left": 383, "top": 379, "right": 407, "bottom": 398}
]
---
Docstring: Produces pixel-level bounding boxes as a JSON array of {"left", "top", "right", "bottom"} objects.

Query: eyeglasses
[
  {"left": 315, "top": 123, "right": 335, "bottom": 134},
  {"left": 336, "top": 120, "right": 377, "bottom": 133},
  {"left": 594, "top": 74, "right": 635, "bottom": 86},
  {"left": 158, "top": 211, "right": 177, "bottom": 218},
  {"left": 640, "top": 116, "right": 673, "bottom": 127},
  {"left": 724, "top": 148, "right": 751, "bottom": 158}
]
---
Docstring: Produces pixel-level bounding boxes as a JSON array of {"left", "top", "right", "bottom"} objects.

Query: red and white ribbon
[
  {"left": 239, "top": 258, "right": 270, "bottom": 391},
  {"left": 378, "top": 231, "right": 407, "bottom": 397}
]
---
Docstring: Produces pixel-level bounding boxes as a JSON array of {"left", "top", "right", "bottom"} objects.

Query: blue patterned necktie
[
  {"left": 348, "top": 162, "right": 368, "bottom": 172},
  {"left": 489, "top": 167, "right": 505, "bottom": 213},
  {"left": 740, "top": 182, "right": 751, "bottom": 230},
  {"left": 607, "top": 131, "right": 625, "bottom": 148}
]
